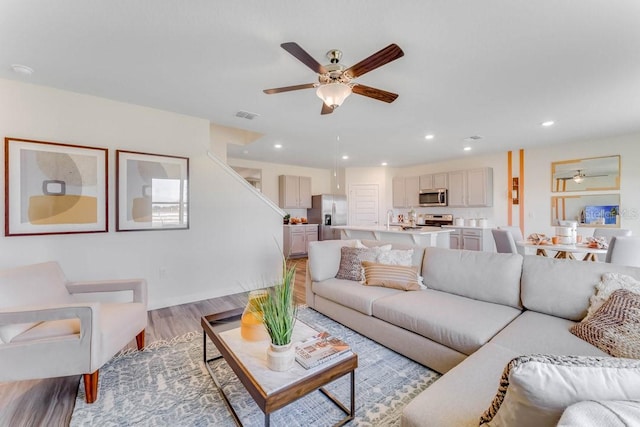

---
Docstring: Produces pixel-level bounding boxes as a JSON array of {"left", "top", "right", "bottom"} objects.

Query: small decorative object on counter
[
  {"left": 283, "top": 214, "right": 290, "bottom": 224},
  {"left": 408, "top": 209, "right": 417, "bottom": 226}
]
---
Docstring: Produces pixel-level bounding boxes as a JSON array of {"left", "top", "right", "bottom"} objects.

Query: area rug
[{"left": 70, "top": 307, "right": 440, "bottom": 426}]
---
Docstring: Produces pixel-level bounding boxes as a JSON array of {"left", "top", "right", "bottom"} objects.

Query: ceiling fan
[
  {"left": 263, "top": 42, "right": 404, "bottom": 115},
  {"left": 557, "top": 169, "right": 608, "bottom": 183}
]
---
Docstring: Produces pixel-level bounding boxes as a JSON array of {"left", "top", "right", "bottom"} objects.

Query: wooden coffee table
[{"left": 201, "top": 307, "right": 358, "bottom": 426}]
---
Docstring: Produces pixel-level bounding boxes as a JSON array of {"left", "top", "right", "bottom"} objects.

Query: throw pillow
[
  {"left": 361, "top": 261, "right": 420, "bottom": 291},
  {"left": 570, "top": 289, "right": 640, "bottom": 359},
  {"left": 479, "top": 354, "right": 640, "bottom": 427},
  {"left": 335, "top": 247, "right": 379, "bottom": 282},
  {"left": 376, "top": 249, "right": 414, "bottom": 266},
  {"left": 557, "top": 400, "right": 640, "bottom": 427},
  {"left": 583, "top": 273, "right": 640, "bottom": 322},
  {"left": 354, "top": 240, "right": 392, "bottom": 251}
]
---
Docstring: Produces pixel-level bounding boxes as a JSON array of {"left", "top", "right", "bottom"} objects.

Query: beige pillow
[
  {"left": 570, "top": 289, "right": 640, "bottom": 359},
  {"left": 480, "top": 354, "right": 640, "bottom": 427},
  {"left": 335, "top": 247, "right": 379, "bottom": 282},
  {"left": 361, "top": 261, "right": 420, "bottom": 291},
  {"left": 584, "top": 273, "right": 640, "bottom": 322}
]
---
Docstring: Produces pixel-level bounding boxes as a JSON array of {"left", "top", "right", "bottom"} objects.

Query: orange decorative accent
[
  {"left": 507, "top": 151, "right": 513, "bottom": 225},
  {"left": 519, "top": 149, "right": 525, "bottom": 236}
]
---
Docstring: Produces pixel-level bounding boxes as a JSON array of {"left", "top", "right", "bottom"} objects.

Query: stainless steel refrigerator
[{"left": 307, "top": 194, "right": 347, "bottom": 240}]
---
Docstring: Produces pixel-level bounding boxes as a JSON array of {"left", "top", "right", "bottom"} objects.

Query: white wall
[
  {"left": 0, "top": 79, "right": 284, "bottom": 309},
  {"left": 525, "top": 133, "right": 640, "bottom": 237},
  {"left": 227, "top": 157, "right": 334, "bottom": 217},
  {"left": 345, "top": 135, "right": 640, "bottom": 241},
  {"left": 345, "top": 152, "right": 510, "bottom": 228}
]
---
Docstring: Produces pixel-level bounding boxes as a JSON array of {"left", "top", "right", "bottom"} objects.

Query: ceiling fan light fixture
[
  {"left": 316, "top": 82, "right": 352, "bottom": 108},
  {"left": 573, "top": 174, "right": 584, "bottom": 183}
]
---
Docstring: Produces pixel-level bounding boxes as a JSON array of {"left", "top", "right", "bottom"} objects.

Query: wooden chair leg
[
  {"left": 136, "top": 330, "right": 145, "bottom": 350},
  {"left": 83, "top": 370, "right": 99, "bottom": 404}
]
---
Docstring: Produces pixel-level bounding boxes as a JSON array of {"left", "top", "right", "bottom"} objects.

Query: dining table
[{"left": 516, "top": 241, "right": 608, "bottom": 261}]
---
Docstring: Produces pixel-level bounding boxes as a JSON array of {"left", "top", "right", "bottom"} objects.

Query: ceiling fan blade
[
  {"left": 321, "top": 102, "right": 334, "bottom": 115},
  {"left": 263, "top": 83, "right": 316, "bottom": 94},
  {"left": 352, "top": 84, "right": 399, "bottom": 103},
  {"left": 343, "top": 43, "right": 404, "bottom": 79},
  {"left": 281, "top": 42, "right": 328, "bottom": 74}
]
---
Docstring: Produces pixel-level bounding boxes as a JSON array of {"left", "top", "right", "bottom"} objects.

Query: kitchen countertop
[
  {"left": 331, "top": 225, "right": 452, "bottom": 247},
  {"left": 332, "top": 225, "right": 452, "bottom": 235},
  {"left": 442, "top": 225, "right": 493, "bottom": 230},
  {"left": 283, "top": 223, "right": 318, "bottom": 227}
]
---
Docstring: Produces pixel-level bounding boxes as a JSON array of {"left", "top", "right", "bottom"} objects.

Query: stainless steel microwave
[{"left": 419, "top": 188, "right": 448, "bottom": 206}]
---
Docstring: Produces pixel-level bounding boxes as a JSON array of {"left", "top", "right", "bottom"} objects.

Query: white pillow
[
  {"left": 376, "top": 249, "right": 414, "bottom": 266},
  {"left": 479, "top": 355, "right": 640, "bottom": 427},
  {"left": 354, "top": 240, "right": 392, "bottom": 251},
  {"left": 557, "top": 400, "right": 640, "bottom": 427},
  {"left": 584, "top": 273, "right": 640, "bottom": 321}
]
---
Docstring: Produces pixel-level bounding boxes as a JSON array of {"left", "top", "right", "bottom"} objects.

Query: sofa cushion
[
  {"left": 308, "top": 240, "right": 356, "bottom": 282},
  {"left": 557, "top": 400, "right": 640, "bottom": 427},
  {"left": 521, "top": 255, "right": 640, "bottom": 321},
  {"left": 402, "top": 342, "right": 521, "bottom": 427},
  {"left": 479, "top": 355, "right": 640, "bottom": 427},
  {"left": 362, "top": 261, "right": 420, "bottom": 291},
  {"left": 421, "top": 248, "right": 523, "bottom": 309},
  {"left": 0, "top": 261, "right": 72, "bottom": 343},
  {"left": 489, "top": 310, "right": 608, "bottom": 356},
  {"left": 312, "top": 278, "right": 400, "bottom": 316},
  {"left": 372, "top": 289, "right": 522, "bottom": 355},
  {"left": 570, "top": 289, "right": 640, "bottom": 359}
]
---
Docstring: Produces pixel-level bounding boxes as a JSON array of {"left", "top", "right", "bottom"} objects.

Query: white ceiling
[{"left": 1, "top": 1, "right": 639, "bottom": 169}]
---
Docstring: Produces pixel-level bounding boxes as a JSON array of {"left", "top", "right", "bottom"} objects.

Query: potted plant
[
  {"left": 257, "top": 257, "right": 297, "bottom": 371},
  {"left": 283, "top": 214, "right": 290, "bottom": 224}
]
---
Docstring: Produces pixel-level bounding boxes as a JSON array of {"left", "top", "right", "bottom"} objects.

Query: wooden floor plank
[{"left": 0, "top": 258, "right": 308, "bottom": 426}]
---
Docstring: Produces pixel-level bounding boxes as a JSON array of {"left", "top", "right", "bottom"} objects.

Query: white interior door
[{"left": 348, "top": 184, "right": 379, "bottom": 225}]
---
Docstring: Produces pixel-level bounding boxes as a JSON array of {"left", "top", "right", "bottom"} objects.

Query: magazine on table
[{"left": 295, "top": 331, "right": 351, "bottom": 369}]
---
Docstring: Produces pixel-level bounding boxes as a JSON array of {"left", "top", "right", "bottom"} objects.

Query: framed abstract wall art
[
  {"left": 116, "top": 150, "right": 189, "bottom": 231},
  {"left": 4, "top": 137, "right": 108, "bottom": 236}
]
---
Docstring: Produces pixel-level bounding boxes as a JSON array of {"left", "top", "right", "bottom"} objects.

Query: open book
[{"left": 295, "top": 331, "right": 351, "bottom": 369}]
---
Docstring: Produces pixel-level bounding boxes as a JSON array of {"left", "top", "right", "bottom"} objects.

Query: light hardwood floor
[{"left": 0, "top": 258, "right": 308, "bottom": 427}]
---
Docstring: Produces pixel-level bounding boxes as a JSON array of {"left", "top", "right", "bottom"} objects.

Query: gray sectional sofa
[{"left": 304, "top": 239, "right": 640, "bottom": 426}]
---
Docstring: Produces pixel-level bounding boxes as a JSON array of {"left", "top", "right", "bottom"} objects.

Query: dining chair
[
  {"left": 492, "top": 229, "right": 519, "bottom": 254},
  {"left": 605, "top": 236, "right": 640, "bottom": 267},
  {"left": 593, "top": 228, "right": 632, "bottom": 261},
  {"left": 497, "top": 226, "right": 525, "bottom": 255}
]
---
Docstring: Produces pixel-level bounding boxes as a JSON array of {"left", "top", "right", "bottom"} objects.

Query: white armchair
[{"left": 0, "top": 261, "right": 147, "bottom": 403}]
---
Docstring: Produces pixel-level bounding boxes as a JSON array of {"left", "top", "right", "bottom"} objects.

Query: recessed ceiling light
[
  {"left": 10, "top": 64, "right": 34, "bottom": 75},
  {"left": 342, "top": 155, "right": 349, "bottom": 160},
  {"left": 541, "top": 120, "right": 555, "bottom": 127},
  {"left": 274, "top": 144, "right": 282, "bottom": 149},
  {"left": 381, "top": 162, "right": 388, "bottom": 166},
  {"left": 242, "top": 150, "right": 249, "bottom": 154},
  {"left": 425, "top": 134, "right": 435, "bottom": 140},
  {"left": 463, "top": 146, "right": 472, "bottom": 151}
]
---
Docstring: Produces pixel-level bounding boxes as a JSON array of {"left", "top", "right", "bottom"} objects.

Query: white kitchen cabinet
[
  {"left": 446, "top": 227, "right": 494, "bottom": 251},
  {"left": 447, "top": 168, "right": 493, "bottom": 207},
  {"left": 419, "top": 172, "right": 448, "bottom": 190},
  {"left": 283, "top": 225, "right": 318, "bottom": 257},
  {"left": 392, "top": 176, "right": 420, "bottom": 208},
  {"left": 279, "top": 175, "right": 312, "bottom": 209}
]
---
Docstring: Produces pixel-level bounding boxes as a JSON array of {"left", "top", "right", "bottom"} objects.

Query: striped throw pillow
[{"left": 361, "top": 261, "right": 420, "bottom": 291}]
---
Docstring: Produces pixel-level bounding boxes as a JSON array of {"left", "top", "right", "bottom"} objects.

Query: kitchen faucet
[{"left": 386, "top": 209, "right": 394, "bottom": 229}]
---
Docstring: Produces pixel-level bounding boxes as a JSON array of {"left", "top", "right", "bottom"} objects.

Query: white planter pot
[{"left": 266, "top": 343, "right": 295, "bottom": 371}]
